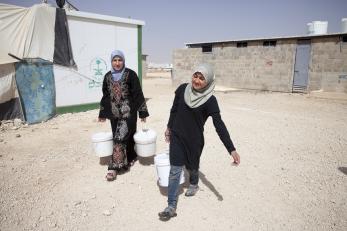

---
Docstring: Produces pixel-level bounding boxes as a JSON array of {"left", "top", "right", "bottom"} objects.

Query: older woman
[
  {"left": 98, "top": 50, "right": 149, "bottom": 181},
  {"left": 159, "top": 63, "right": 240, "bottom": 220}
]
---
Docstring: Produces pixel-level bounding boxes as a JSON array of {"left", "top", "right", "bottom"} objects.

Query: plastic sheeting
[
  {"left": 0, "top": 63, "right": 23, "bottom": 120},
  {"left": 54, "top": 8, "right": 75, "bottom": 66},
  {"left": 0, "top": 3, "right": 56, "bottom": 65},
  {"left": 15, "top": 59, "right": 56, "bottom": 124},
  {"left": 0, "top": 3, "right": 75, "bottom": 67}
]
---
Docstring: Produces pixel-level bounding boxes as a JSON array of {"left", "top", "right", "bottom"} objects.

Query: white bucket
[
  {"left": 154, "top": 151, "right": 185, "bottom": 187},
  {"left": 134, "top": 128, "right": 157, "bottom": 157},
  {"left": 91, "top": 132, "right": 113, "bottom": 157}
]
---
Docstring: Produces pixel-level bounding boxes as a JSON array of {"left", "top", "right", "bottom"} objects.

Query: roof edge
[
  {"left": 66, "top": 10, "right": 145, "bottom": 26},
  {"left": 185, "top": 32, "right": 347, "bottom": 46}
]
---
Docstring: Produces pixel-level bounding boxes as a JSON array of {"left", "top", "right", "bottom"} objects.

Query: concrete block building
[{"left": 173, "top": 33, "right": 347, "bottom": 93}]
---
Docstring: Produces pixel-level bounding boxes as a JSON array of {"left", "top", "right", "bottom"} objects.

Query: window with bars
[
  {"left": 236, "top": 42, "right": 248, "bottom": 48},
  {"left": 263, "top": 40, "right": 277, "bottom": 47},
  {"left": 202, "top": 44, "right": 212, "bottom": 53}
]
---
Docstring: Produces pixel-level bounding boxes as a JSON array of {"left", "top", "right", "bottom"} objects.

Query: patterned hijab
[
  {"left": 110, "top": 50, "right": 125, "bottom": 81},
  {"left": 184, "top": 63, "right": 215, "bottom": 108}
]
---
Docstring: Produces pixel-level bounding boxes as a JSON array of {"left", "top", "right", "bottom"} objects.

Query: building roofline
[
  {"left": 66, "top": 10, "right": 145, "bottom": 26},
  {"left": 185, "top": 32, "right": 347, "bottom": 46}
]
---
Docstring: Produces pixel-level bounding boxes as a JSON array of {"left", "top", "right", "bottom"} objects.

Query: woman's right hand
[
  {"left": 164, "top": 127, "right": 170, "bottom": 143},
  {"left": 98, "top": 117, "right": 106, "bottom": 122}
]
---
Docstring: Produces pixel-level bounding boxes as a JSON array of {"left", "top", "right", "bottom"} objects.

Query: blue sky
[{"left": 2, "top": 0, "right": 347, "bottom": 63}]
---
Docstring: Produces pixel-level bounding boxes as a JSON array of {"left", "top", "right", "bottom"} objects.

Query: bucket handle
[{"left": 140, "top": 120, "right": 148, "bottom": 132}]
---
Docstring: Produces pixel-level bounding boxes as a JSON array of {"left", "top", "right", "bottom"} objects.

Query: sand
[{"left": 0, "top": 74, "right": 346, "bottom": 231}]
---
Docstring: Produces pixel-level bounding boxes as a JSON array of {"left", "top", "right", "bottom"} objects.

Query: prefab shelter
[{"left": 54, "top": 9, "right": 145, "bottom": 113}]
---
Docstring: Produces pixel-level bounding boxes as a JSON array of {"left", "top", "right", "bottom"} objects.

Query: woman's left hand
[
  {"left": 231, "top": 150, "right": 240, "bottom": 165},
  {"left": 140, "top": 117, "right": 146, "bottom": 122}
]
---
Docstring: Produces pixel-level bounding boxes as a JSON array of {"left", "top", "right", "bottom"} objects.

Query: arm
[
  {"left": 167, "top": 91, "right": 180, "bottom": 129},
  {"left": 129, "top": 70, "right": 149, "bottom": 119},
  {"left": 98, "top": 74, "right": 109, "bottom": 120},
  {"left": 166, "top": 84, "right": 184, "bottom": 143},
  {"left": 208, "top": 97, "right": 240, "bottom": 164},
  {"left": 211, "top": 112, "right": 240, "bottom": 164},
  {"left": 211, "top": 112, "right": 236, "bottom": 153}
]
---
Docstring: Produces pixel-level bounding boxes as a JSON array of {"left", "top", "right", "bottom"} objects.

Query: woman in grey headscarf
[
  {"left": 98, "top": 50, "right": 149, "bottom": 181},
  {"left": 159, "top": 63, "right": 240, "bottom": 220}
]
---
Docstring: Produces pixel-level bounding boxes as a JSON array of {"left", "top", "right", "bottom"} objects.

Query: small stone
[
  {"left": 82, "top": 213, "right": 87, "bottom": 217},
  {"left": 0, "top": 139, "right": 4, "bottom": 142},
  {"left": 13, "top": 119, "right": 22, "bottom": 127},
  {"left": 74, "top": 201, "right": 81, "bottom": 206},
  {"left": 16, "top": 134, "right": 21, "bottom": 137},
  {"left": 103, "top": 210, "right": 111, "bottom": 216},
  {"left": 42, "top": 159, "right": 47, "bottom": 162}
]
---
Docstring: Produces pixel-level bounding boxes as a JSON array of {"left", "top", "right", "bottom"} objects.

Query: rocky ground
[{"left": 0, "top": 75, "right": 346, "bottom": 231}]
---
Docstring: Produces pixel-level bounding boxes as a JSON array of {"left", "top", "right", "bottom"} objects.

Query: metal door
[
  {"left": 15, "top": 59, "right": 56, "bottom": 124},
  {"left": 293, "top": 40, "right": 311, "bottom": 92}
]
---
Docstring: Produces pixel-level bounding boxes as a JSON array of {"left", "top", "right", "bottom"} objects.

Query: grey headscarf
[
  {"left": 110, "top": 50, "right": 125, "bottom": 81},
  {"left": 184, "top": 63, "right": 215, "bottom": 108}
]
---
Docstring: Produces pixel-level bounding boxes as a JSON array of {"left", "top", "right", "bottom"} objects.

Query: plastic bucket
[
  {"left": 134, "top": 128, "right": 157, "bottom": 157},
  {"left": 154, "top": 151, "right": 185, "bottom": 187},
  {"left": 91, "top": 132, "right": 113, "bottom": 157}
]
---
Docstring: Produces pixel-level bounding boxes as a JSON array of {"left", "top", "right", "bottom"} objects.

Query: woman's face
[
  {"left": 192, "top": 72, "right": 207, "bottom": 90},
  {"left": 112, "top": 56, "right": 124, "bottom": 70}
]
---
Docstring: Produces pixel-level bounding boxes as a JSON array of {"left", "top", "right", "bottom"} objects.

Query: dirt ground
[{"left": 0, "top": 73, "right": 346, "bottom": 231}]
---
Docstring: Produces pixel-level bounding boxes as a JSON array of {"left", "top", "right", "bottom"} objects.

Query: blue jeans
[{"left": 167, "top": 166, "right": 199, "bottom": 208}]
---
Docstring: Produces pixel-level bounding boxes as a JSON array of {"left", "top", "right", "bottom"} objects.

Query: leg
[
  {"left": 158, "top": 165, "right": 182, "bottom": 220},
  {"left": 167, "top": 165, "right": 184, "bottom": 208},
  {"left": 185, "top": 169, "right": 199, "bottom": 197}
]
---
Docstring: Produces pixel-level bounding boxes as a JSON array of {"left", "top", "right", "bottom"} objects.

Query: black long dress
[
  {"left": 167, "top": 83, "right": 235, "bottom": 170},
  {"left": 99, "top": 68, "right": 149, "bottom": 171}
]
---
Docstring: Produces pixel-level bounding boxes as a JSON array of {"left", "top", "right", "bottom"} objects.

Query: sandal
[
  {"left": 105, "top": 170, "right": 117, "bottom": 181},
  {"left": 127, "top": 158, "right": 137, "bottom": 168}
]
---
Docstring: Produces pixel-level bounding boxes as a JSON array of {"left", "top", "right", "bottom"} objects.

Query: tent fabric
[
  {"left": 0, "top": 63, "right": 24, "bottom": 120},
  {"left": 54, "top": 8, "right": 76, "bottom": 66},
  {"left": 15, "top": 59, "right": 56, "bottom": 124},
  {"left": 0, "top": 3, "right": 56, "bottom": 65}
]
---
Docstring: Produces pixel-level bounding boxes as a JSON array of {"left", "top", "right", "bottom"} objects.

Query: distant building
[
  {"left": 173, "top": 32, "right": 347, "bottom": 93},
  {"left": 142, "top": 54, "right": 148, "bottom": 78}
]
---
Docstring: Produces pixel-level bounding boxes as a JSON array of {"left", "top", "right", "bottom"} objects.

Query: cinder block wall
[
  {"left": 173, "top": 40, "right": 297, "bottom": 92},
  {"left": 173, "top": 36, "right": 347, "bottom": 93},
  {"left": 309, "top": 37, "right": 347, "bottom": 93}
]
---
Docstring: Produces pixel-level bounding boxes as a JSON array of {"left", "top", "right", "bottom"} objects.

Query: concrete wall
[
  {"left": 309, "top": 37, "right": 347, "bottom": 93},
  {"left": 173, "top": 35, "right": 347, "bottom": 93}
]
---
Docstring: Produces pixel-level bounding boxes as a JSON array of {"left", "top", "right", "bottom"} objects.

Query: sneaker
[
  {"left": 185, "top": 184, "right": 199, "bottom": 197},
  {"left": 158, "top": 206, "right": 177, "bottom": 221}
]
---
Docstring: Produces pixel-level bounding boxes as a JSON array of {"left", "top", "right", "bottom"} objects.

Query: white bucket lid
[
  {"left": 133, "top": 128, "right": 157, "bottom": 144},
  {"left": 91, "top": 132, "right": 113, "bottom": 142}
]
